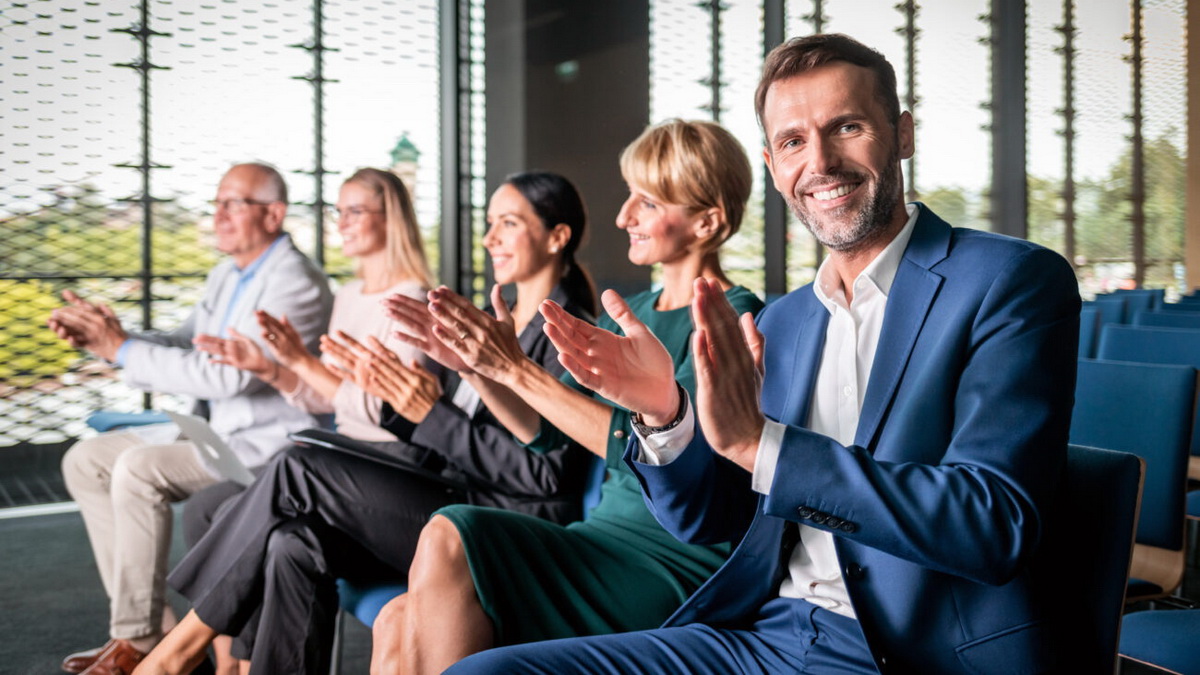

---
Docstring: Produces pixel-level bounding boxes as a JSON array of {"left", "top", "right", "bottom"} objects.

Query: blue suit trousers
[{"left": 446, "top": 597, "right": 876, "bottom": 674}]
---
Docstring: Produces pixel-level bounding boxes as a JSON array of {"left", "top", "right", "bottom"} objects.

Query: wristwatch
[{"left": 631, "top": 382, "right": 688, "bottom": 436}]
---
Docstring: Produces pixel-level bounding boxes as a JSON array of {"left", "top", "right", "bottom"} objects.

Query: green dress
[{"left": 435, "top": 286, "right": 765, "bottom": 646}]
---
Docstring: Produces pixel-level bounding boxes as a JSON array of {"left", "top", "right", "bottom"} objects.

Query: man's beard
[{"left": 786, "top": 152, "right": 903, "bottom": 253}]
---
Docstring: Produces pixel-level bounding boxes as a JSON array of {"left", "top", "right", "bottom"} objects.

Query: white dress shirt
[{"left": 637, "top": 204, "right": 920, "bottom": 620}]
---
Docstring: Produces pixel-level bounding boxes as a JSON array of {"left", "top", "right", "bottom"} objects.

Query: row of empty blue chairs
[{"left": 1072, "top": 313, "right": 1200, "bottom": 674}]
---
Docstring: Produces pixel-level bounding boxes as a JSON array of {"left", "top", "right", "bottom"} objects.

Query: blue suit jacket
[{"left": 626, "top": 206, "right": 1080, "bottom": 674}]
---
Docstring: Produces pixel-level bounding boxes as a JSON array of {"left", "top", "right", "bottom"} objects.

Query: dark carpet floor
[{"left": 0, "top": 507, "right": 372, "bottom": 675}]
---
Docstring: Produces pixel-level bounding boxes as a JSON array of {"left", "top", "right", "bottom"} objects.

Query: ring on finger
[{"left": 267, "top": 333, "right": 277, "bottom": 341}]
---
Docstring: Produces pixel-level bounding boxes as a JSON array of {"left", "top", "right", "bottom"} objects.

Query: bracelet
[
  {"left": 264, "top": 360, "right": 280, "bottom": 384},
  {"left": 631, "top": 382, "right": 688, "bottom": 436}
]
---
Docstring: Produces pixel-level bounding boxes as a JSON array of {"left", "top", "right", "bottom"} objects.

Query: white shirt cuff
[
  {"left": 632, "top": 391, "right": 695, "bottom": 466},
  {"left": 751, "top": 419, "right": 786, "bottom": 495}
]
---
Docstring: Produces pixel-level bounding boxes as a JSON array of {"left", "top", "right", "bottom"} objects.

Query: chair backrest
[
  {"left": 1133, "top": 309, "right": 1200, "bottom": 330},
  {"left": 1111, "top": 288, "right": 1164, "bottom": 314},
  {"left": 1079, "top": 308, "right": 1101, "bottom": 359},
  {"left": 1070, "top": 358, "right": 1193, "bottom": 551},
  {"left": 1045, "top": 444, "right": 1144, "bottom": 672},
  {"left": 1158, "top": 300, "right": 1200, "bottom": 312},
  {"left": 1084, "top": 297, "right": 1128, "bottom": 325},
  {"left": 1097, "top": 324, "right": 1200, "bottom": 459}
]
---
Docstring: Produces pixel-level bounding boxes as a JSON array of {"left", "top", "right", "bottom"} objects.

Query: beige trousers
[{"left": 61, "top": 430, "right": 217, "bottom": 640}]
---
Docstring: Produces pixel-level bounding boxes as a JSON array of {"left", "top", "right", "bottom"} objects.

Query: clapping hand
[
  {"left": 360, "top": 335, "right": 442, "bottom": 424},
  {"left": 192, "top": 327, "right": 271, "bottom": 374},
  {"left": 319, "top": 330, "right": 370, "bottom": 384},
  {"left": 424, "top": 285, "right": 528, "bottom": 385},
  {"left": 383, "top": 292, "right": 472, "bottom": 373},
  {"left": 47, "top": 290, "right": 127, "bottom": 360},
  {"left": 256, "top": 311, "right": 309, "bottom": 368},
  {"left": 541, "top": 289, "right": 679, "bottom": 425},
  {"left": 690, "top": 278, "right": 766, "bottom": 472}
]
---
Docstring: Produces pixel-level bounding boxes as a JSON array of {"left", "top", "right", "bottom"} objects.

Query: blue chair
[
  {"left": 1097, "top": 324, "right": 1200, "bottom": 483},
  {"left": 1083, "top": 296, "right": 1129, "bottom": 325},
  {"left": 1044, "top": 444, "right": 1144, "bottom": 671},
  {"left": 1133, "top": 309, "right": 1200, "bottom": 330},
  {"left": 1111, "top": 288, "right": 1165, "bottom": 314},
  {"left": 1119, "top": 609, "right": 1200, "bottom": 675},
  {"left": 1158, "top": 300, "right": 1200, "bottom": 312},
  {"left": 1070, "top": 359, "right": 1194, "bottom": 603},
  {"left": 1079, "top": 307, "right": 1101, "bottom": 359},
  {"left": 334, "top": 578, "right": 409, "bottom": 628}
]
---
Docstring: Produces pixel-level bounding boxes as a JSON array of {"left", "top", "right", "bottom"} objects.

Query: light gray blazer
[{"left": 121, "top": 234, "right": 334, "bottom": 468}]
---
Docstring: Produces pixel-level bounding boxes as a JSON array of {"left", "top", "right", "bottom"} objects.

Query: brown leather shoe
[
  {"left": 62, "top": 640, "right": 117, "bottom": 673},
  {"left": 77, "top": 639, "right": 146, "bottom": 675}
]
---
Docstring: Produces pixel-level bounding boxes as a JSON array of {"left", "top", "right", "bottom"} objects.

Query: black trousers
[
  {"left": 182, "top": 476, "right": 250, "bottom": 549},
  {"left": 169, "top": 443, "right": 463, "bottom": 674}
]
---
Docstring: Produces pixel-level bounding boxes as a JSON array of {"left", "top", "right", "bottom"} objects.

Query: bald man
[{"left": 51, "top": 163, "right": 333, "bottom": 675}]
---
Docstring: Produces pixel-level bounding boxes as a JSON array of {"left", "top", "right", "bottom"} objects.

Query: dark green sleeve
[
  {"left": 523, "top": 312, "right": 621, "bottom": 455},
  {"left": 522, "top": 367, "right": 596, "bottom": 455}
]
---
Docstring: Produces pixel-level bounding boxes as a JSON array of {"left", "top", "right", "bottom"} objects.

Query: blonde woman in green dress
[{"left": 372, "top": 119, "right": 766, "bottom": 674}]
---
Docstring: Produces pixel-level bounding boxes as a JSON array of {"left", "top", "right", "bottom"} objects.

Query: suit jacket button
[
  {"left": 825, "top": 516, "right": 842, "bottom": 528},
  {"left": 845, "top": 563, "right": 864, "bottom": 580},
  {"left": 797, "top": 507, "right": 815, "bottom": 519},
  {"left": 811, "top": 512, "right": 828, "bottom": 524},
  {"left": 839, "top": 521, "right": 857, "bottom": 533}
]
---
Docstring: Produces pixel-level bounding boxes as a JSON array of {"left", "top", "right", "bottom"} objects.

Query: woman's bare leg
[
  {"left": 391, "top": 516, "right": 494, "bottom": 675},
  {"left": 132, "top": 610, "right": 217, "bottom": 674},
  {"left": 370, "top": 594, "right": 407, "bottom": 675}
]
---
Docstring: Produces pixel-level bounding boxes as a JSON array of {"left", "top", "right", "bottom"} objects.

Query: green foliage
[
  {"left": 0, "top": 279, "right": 80, "bottom": 384},
  {"left": 1028, "top": 132, "right": 1186, "bottom": 288},
  {"left": 919, "top": 187, "right": 971, "bottom": 230},
  {"left": 1, "top": 184, "right": 217, "bottom": 275},
  {"left": 1026, "top": 175, "right": 1064, "bottom": 251}
]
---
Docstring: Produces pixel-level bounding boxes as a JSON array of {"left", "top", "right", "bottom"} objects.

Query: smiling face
[
  {"left": 762, "top": 61, "right": 913, "bottom": 254},
  {"left": 614, "top": 184, "right": 704, "bottom": 267},
  {"left": 335, "top": 180, "right": 387, "bottom": 259},
  {"left": 212, "top": 165, "right": 286, "bottom": 267},
  {"left": 483, "top": 183, "right": 563, "bottom": 285}
]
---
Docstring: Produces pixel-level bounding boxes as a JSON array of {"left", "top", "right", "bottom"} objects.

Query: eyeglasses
[
  {"left": 208, "top": 199, "right": 276, "bottom": 214},
  {"left": 327, "top": 206, "right": 383, "bottom": 223}
]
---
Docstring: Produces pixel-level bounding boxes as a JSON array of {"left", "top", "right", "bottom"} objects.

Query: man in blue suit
[{"left": 448, "top": 34, "right": 1080, "bottom": 674}]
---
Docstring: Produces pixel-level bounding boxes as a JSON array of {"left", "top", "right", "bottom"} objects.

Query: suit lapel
[
  {"left": 854, "top": 208, "right": 949, "bottom": 450},
  {"left": 777, "top": 302, "right": 829, "bottom": 427}
]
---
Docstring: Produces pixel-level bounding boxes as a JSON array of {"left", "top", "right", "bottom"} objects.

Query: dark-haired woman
[
  {"left": 134, "top": 171, "right": 597, "bottom": 675},
  {"left": 372, "top": 119, "right": 766, "bottom": 674}
]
